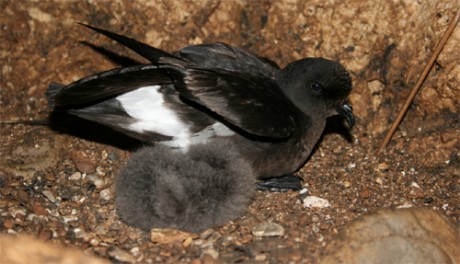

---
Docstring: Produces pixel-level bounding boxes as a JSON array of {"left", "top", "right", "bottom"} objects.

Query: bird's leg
[{"left": 255, "top": 174, "right": 302, "bottom": 192}]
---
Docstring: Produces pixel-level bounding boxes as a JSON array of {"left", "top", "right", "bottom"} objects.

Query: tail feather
[
  {"left": 46, "top": 82, "right": 65, "bottom": 108},
  {"left": 115, "top": 140, "right": 255, "bottom": 233},
  {"left": 0, "top": 119, "right": 49, "bottom": 125}
]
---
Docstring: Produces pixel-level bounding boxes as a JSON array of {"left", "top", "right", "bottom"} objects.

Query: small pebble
[
  {"left": 130, "top": 246, "right": 140, "bottom": 256},
  {"left": 151, "top": 228, "right": 198, "bottom": 244},
  {"left": 206, "top": 232, "right": 222, "bottom": 243},
  {"left": 299, "top": 188, "right": 309, "bottom": 195},
  {"left": 397, "top": 202, "right": 414, "bottom": 208},
  {"left": 68, "top": 172, "right": 82, "bottom": 181},
  {"left": 3, "top": 219, "right": 14, "bottom": 229},
  {"left": 93, "top": 226, "right": 108, "bottom": 236},
  {"left": 359, "top": 189, "right": 371, "bottom": 199},
  {"left": 201, "top": 247, "right": 219, "bottom": 260},
  {"left": 87, "top": 174, "right": 106, "bottom": 189},
  {"left": 89, "top": 237, "right": 100, "bottom": 246},
  {"left": 183, "top": 236, "right": 193, "bottom": 247},
  {"left": 200, "top": 228, "right": 214, "bottom": 240},
  {"left": 62, "top": 216, "right": 79, "bottom": 223},
  {"left": 317, "top": 234, "right": 325, "bottom": 242},
  {"left": 96, "top": 166, "right": 106, "bottom": 176},
  {"left": 108, "top": 247, "right": 136, "bottom": 263},
  {"left": 252, "top": 222, "right": 285, "bottom": 237},
  {"left": 378, "top": 162, "right": 389, "bottom": 172},
  {"left": 255, "top": 254, "right": 267, "bottom": 261},
  {"left": 192, "top": 239, "right": 204, "bottom": 246},
  {"left": 311, "top": 215, "right": 320, "bottom": 223},
  {"left": 71, "top": 151, "right": 96, "bottom": 174},
  {"left": 99, "top": 188, "right": 113, "bottom": 201},
  {"left": 319, "top": 221, "right": 332, "bottom": 230},
  {"left": 73, "top": 228, "right": 86, "bottom": 239},
  {"left": 312, "top": 225, "right": 320, "bottom": 233},
  {"left": 45, "top": 173, "right": 56, "bottom": 181},
  {"left": 101, "top": 150, "right": 108, "bottom": 160},
  {"left": 303, "top": 196, "right": 331, "bottom": 208},
  {"left": 32, "top": 201, "right": 47, "bottom": 216},
  {"left": 75, "top": 161, "right": 96, "bottom": 174},
  {"left": 42, "top": 190, "right": 56, "bottom": 203},
  {"left": 17, "top": 189, "right": 29, "bottom": 204},
  {"left": 9, "top": 208, "right": 27, "bottom": 217}
]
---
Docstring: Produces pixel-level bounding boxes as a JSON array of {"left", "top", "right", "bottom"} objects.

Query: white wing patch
[
  {"left": 116, "top": 85, "right": 235, "bottom": 150},
  {"left": 116, "top": 85, "right": 191, "bottom": 139}
]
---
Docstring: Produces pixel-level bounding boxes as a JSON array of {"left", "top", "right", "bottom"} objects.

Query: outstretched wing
[
  {"left": 49, "top": 25, "right": 295, "bottom": 141},
  {"left": 167, "top": 67, "right": 296, "bottom": 139},
  {"left": 47, "top": 65, "right": 172, "bottom": 107},
  {"left": 80, "top": 24, "right": 279, "bottom": 78},
  {"left": 47, "top": 65, "right": 215, "bottom": 144},
  {"left": 177, "top": 43, "right": 280, "bottom": 78}
]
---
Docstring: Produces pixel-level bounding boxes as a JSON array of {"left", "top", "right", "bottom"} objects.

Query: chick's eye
[{"left": 311, "top": 83, "right": 323, "bottom": 93}]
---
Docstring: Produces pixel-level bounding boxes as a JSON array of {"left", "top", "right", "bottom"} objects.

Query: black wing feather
[
  {"left": 168, "top": 67, "right": 296, "bottom": 138},
  {"left": 50, "top": 65, "right": 172, "bottom": 107},
  {"left": 177, "top": 43, "right": 279, "bottom": 78},
  {"left": 50, "top": 25, "right": 296, "bottom": 140},
  {"left": 78, "top": 23, "right": 184, "bottom": 65}
]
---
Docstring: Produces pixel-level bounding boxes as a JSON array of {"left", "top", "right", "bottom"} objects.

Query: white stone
[{"left": 303, "top": 196, "right": 331, "bottom": 208}]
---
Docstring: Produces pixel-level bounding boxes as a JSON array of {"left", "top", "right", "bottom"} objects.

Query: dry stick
[{"left": 376, "top": 11, "right": 459, "bottom": 155}]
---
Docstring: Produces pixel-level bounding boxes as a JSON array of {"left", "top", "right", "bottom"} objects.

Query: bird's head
[{"left": 276, "top": 58, "right": 355, "bottom": 127}]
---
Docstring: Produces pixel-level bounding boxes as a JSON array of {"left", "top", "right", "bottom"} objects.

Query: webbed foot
[{"left": 256, "top": 174, "right": 302, "bottom": 192}]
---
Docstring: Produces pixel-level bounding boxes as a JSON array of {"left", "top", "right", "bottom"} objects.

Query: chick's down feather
[{"left": 115, "top": 140, "right": 255, "bottom": 232}]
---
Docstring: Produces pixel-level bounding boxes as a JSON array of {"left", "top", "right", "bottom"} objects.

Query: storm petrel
[{"left": 46, "top": 24, "right": 354, "bottom": 231}]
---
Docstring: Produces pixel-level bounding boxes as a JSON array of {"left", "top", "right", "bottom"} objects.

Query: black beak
[{"left": 336, "top": 102, "right": 355, "bottom": 128}]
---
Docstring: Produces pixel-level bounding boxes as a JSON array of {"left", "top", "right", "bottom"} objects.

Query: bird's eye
[{"left": 311, "top": 83, "right": 323, "bottom": 93}]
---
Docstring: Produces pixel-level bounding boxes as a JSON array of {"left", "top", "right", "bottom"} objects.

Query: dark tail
[{"left": 46, "top": 82, "right": 65, "bottom": 109}]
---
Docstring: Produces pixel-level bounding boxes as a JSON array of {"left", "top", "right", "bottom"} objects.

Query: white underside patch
[
  {"left": 116, "top": 86, "right": 235, "bottom": 150},
  {"left": 161, "top": 122, "right": 235, "bottom": 150}
]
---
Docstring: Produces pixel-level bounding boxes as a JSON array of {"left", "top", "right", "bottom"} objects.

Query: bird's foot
[{"left": 256, "top": 174, "right": 302, "bottom": 192}]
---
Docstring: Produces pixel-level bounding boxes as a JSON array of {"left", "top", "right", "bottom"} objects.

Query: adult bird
[{"left": 47, "top": 24, "right": 355, "bottom": 192}]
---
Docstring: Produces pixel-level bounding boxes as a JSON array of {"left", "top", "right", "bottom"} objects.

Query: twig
[{"left": 376, "top": 11, "right": 459, "bottom": 155}]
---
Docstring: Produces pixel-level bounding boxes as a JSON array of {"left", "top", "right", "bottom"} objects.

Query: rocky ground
[{"left": 1, "top": 1, "right": 459, "bottom": 263}]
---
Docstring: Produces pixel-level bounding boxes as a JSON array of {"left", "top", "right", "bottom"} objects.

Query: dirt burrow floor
[{"left": 1, "top": 1, "right": 459, "bottom": 263}]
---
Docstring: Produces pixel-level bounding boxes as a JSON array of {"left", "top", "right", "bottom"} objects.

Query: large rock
[
  {"left": 0, "top": 235, "right": 110, "bottom": 264},
  {"left": 320, "top": 208, "right": 460, "bottom": 264}
]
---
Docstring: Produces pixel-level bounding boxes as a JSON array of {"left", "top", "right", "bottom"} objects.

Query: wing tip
[{"left": 75, "top": 23, "right": 183, "bottom": 65}]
